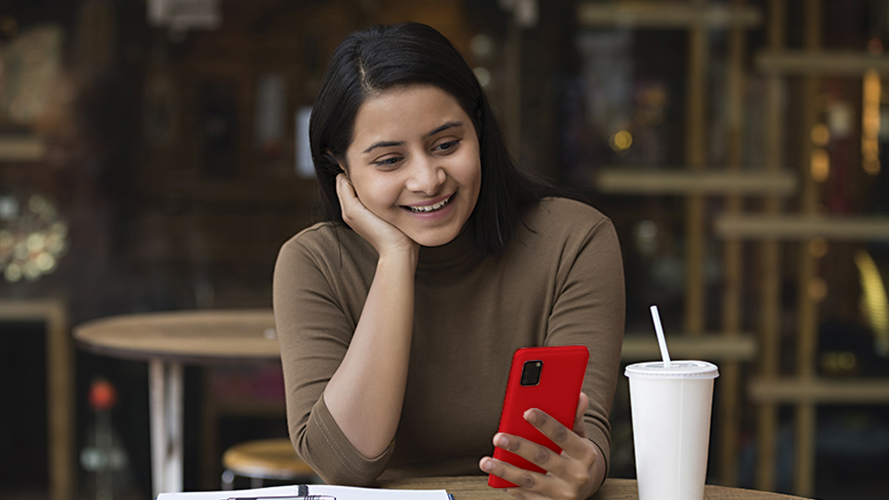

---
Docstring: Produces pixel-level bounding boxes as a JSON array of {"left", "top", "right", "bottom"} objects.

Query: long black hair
[{"left": 309, "top": 22, "right": 548, "bottom": 254}]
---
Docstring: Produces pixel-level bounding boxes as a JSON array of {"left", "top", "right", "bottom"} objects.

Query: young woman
[{"left": 273, "top": 22, "right": 624, "bottom": 500}]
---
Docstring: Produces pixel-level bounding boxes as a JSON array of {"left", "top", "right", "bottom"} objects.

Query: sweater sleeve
[
  {"left": 543, "top": 215, "right": 625, "bottom": 477},
  {"left": 273, "top": 228, "right": 394, "bottom": 485}
]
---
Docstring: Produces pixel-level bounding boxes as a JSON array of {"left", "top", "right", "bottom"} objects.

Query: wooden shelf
[
  {"left": 756, "top": 50, "right": 889, "bottom": 76},
  {"left": 577, "top": 2, "right": 761, "bottom": 29},
  {"left": 594, "top": 168, "right": 797, "bottom": 195},
  {"left": 714, "top": 215, "right": 889, "bottom": 241},
  {"left": 0, "top": 135, "right": 45, "bottom": 161},
  {"left": 750, "top": 377, "right": 889, "bottom": 403},
  {"left": 136, "top": 211, "right": 313, "bottom": 263},
  {"left": 621, "top": 333, "right": 757, "bottom": 362},
  {"left": 144, "top": 177, "right": 315, "bottom": 204}
]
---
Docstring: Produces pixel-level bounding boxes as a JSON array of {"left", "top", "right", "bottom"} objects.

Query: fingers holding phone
[
  {"left": 486, "top": 346, "right": 587, "bottom": 488},
  {"left": 482, "top": 346, "right": 606, "bottom": 499},
  {"left": 480, "top": 401, "right": 602, "bottom": 500},
  {"left": 523, "top": 404, "right": 594, "bottom": 462}
]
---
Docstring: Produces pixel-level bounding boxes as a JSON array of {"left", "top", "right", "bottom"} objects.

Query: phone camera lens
[{"left": 520, "top": 360, "right": 543, "bottom": 386}]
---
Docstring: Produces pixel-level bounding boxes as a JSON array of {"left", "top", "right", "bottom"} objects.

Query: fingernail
[
  {"left": 525, "top": 409, "right": 538, "bottom": 424},
  {"left": 495, "top": 434, "right": 509, "bottom": 447},
  {"left": 481, "top": 459, "right": 493, "bottom": 471}
]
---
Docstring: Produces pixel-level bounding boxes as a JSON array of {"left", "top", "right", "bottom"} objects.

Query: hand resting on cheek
[{"left": 336, "top": 173, "right": 419, "bottom": 259}]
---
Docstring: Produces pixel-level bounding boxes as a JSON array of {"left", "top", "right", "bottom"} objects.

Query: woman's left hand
[{"left": 479, "top": 392, "right": 605, "bottom": 500}]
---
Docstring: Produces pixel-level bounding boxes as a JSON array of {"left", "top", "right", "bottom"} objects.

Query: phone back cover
[{"left": 488, "top": 345, "right": 589, "bottom": 488}]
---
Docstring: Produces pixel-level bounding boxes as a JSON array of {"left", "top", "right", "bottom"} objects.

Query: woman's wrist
[{"left": 377, "top": 244, "right": 419, "bottom": 271}]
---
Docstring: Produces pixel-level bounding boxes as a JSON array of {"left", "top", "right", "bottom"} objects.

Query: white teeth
[{"left": 407, "top": 195, "right": 452, "bottom": 213}]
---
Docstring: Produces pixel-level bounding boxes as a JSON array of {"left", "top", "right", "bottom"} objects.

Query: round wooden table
[
  {"left": 74, "top": 309, "right": 280, "bottom": 498},
  {"left": 380, "top": 476, "right": 814, "bottom": 500}
]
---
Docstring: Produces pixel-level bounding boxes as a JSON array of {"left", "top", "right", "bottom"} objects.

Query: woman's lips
[{"left": 402, "top": 193, "right": 454, "bottom": 213}]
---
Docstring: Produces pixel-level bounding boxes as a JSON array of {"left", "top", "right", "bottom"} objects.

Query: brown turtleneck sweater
[{"left": 273, "top": 197, "right": 625, "bottom": 486}]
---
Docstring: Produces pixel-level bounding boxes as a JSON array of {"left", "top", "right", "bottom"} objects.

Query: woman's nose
[{"left": 405, "top": 156, "right": 446, "bottom": 195}]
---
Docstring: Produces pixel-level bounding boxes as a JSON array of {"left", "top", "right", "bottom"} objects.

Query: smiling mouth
[{"left": 404, "top": 194, "right": 454, "bottom": 213}]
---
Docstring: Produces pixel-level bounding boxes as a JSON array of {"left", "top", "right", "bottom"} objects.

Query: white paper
[{"left": 157, "top": 484, "right": 450, "bottom": 500}]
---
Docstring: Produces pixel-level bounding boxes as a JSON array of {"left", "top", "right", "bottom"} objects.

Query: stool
[{"left": 221, "top": 438, "right": 319, "bottom": 489}]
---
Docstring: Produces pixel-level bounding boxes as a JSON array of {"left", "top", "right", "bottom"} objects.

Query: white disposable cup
[{"left": 625, "top": 360, "right": 719, "bottom": 500}]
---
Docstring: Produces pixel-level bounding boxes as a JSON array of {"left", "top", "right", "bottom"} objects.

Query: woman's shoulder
[
  {"left": 278, "top": 221, "right": 371, "bottom": 262},
  {"left": 279, "top": 221, "right": 337, "bottom": 254},
  {"left": 505, "top": 197, "right": 619, "bottom": 269}
]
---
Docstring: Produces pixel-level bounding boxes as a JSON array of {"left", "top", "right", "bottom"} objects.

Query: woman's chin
[{"left": 406, "top": 228, "right": 461, "bottom": 248}]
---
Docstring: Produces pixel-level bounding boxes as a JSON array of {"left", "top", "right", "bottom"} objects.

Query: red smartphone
[{"left": 488, "top": 345, "right": 590, "bottom": 488}]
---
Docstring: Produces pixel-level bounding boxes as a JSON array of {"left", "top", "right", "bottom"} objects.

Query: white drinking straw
[{"left": 649, "top": 305, "right": 672, "bottom": 368}]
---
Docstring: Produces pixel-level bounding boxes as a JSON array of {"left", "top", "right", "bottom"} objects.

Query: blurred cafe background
[{"left": 0, "top": 0, "right": 887, "bottom": 499}]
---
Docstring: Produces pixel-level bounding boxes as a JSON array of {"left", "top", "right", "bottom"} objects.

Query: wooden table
[
  {"left": 381, "top": 476, "right": 812, "bottom": 500},
  {"left": 73, "top": 309, "right": 279, "bottom": 499}
]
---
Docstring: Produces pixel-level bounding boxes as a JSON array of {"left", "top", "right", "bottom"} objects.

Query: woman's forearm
[{"left": 323, "top": 250, "right": 417, "bottom": 458}]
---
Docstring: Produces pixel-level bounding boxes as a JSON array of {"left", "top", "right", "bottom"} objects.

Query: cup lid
[{"left": 624, "top": 360, "right": 719, "bottom": 379}]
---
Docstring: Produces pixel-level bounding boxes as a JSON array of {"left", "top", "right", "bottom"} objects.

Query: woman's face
[{"left": 341, "top": 84, "right": 482, "bottom": 247}]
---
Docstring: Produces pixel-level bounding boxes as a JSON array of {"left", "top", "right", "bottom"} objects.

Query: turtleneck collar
[{"left": 417, "top": 223, "right": 483, "bottom": 272}]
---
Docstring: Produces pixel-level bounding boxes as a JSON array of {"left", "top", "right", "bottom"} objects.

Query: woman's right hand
[
  {"left": 336, "top": 173, "right": 419, "bottom": 259},
  {"left": 325, "top": 173, "right": 419, "bottom": 459}
]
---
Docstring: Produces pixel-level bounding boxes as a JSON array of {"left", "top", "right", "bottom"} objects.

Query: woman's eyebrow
[
  {"left": 361, "top": 121, "right": 464, "bottom": 154},
  {"left": 363, "top": 140, "right": 403, "bottom": 154},
  {"left": 423, "top": 121, "right": 463, "bottom": 139}
]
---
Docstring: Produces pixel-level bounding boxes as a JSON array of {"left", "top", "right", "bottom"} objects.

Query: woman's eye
[
  {"left": 434, "top": 140, "right": 460, "bottom": 153},
  {"left": 373, "top": 156, "right": 402, "bottom": 167}
]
